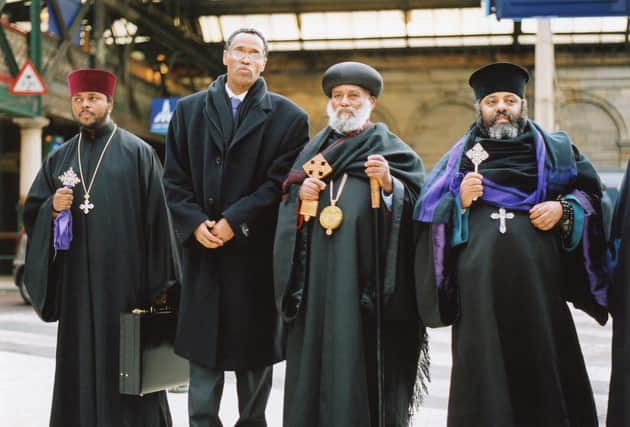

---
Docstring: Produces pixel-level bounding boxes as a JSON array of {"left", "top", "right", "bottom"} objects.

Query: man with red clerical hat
[{"left": 23, "top": 68, "right": 173, "bottom": 426}]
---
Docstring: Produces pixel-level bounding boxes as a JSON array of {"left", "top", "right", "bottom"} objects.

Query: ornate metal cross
[
  {"left": 299, "top": 153, "right": 333, "bottom": 221},
  {"left": 58, "top": 167, "right": 81, "bottom": 188},
  {"left": 490, "top": 207, "right": 515, "bottom": 234},
  {"left": 465, "top": 142, "right": 489, "bottom": 173},
  {"left": 79, "top": 194, "right": 94, "bottom": 214}
]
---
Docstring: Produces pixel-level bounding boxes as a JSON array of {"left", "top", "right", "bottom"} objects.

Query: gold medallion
[{"left": 319, "top": 205, "right": 343, "bottom": 235}]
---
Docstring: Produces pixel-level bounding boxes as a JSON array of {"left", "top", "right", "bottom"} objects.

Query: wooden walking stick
[{"left": 370, "top": 176, "right": 385, "bottom": 427}]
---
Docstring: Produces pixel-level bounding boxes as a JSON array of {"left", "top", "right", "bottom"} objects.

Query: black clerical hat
[
  {"left": 468, "top": 62, "right": 529, "bottom": 101},
  {"left": 322, "top": 61, "right": 383, "bottom": 98}
]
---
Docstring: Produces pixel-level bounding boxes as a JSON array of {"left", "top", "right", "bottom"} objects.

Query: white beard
[{"left": 326, "top": 99, "right": 372, "bottom": 134}]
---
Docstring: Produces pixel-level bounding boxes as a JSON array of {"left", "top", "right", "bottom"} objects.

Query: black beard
[{"left": 73, "top": 112, "right": 110, "bottom": 130}]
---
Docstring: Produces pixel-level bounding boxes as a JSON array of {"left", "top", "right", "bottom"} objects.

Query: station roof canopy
[{"left": 1, "top": 0, "right": 628, "bottom": 90}]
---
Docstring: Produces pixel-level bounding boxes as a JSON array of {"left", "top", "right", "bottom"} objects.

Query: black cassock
[
  {"left": 275, "top": 125, "right": 427, "bottom": 427},
  {"left": 440, "top": 205, "right": 598, "bottom": 427},
  {"left": 23, "top": 121, "right": 172, "bottom": 427},
  {"left": 607, "top": 159, "right": 630, "bottom": 427},
  {"left": 415, "top": 123, "right": 608, "bottom": 427}
]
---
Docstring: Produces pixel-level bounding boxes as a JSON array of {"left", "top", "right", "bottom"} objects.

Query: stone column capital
[{"left": 12, "top": 116, "right": 50, "bottom": 129}]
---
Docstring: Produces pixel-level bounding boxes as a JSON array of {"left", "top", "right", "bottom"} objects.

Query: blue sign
[
  {"left": 48, "top": 0, "right": 82, "bottom": 46},
  {"left": 487, "top": 0, "right": 629, "bottom": 19},
  {"left": 150, "top": 98, "right": 178, "bottom": 135}
]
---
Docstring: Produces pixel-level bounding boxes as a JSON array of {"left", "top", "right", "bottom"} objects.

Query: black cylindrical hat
[
  {"left": 322, "top": 61, "right": 383, "bottom": 98},
  {"left": 469, "top": 62, "right": 529, "bottom": 101}
]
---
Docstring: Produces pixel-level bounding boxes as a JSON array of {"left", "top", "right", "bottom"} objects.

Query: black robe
[
  {"left": 274, "top": 124, "right": 427, "bottom": 427},
  {"left": 415, "top": 123, "right": 607, "bottom": 427},
  {"left": 23, "top": 121, "right": 172, "bottom": 427},
  {"left": 607, "top": 159, "right": 630, "bottom": 427}
]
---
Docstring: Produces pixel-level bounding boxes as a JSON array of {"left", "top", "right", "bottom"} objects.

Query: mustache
[
  {"left": 335, "top": 107, "right": 357, "bottom": 117},
  {"left": 491, "top": 112, "right": 516, "bottom": 125}
]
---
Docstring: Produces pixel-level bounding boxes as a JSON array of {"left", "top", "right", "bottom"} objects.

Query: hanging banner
[{"left": 48, "top": 0, "right": 82, "bottom": 46}]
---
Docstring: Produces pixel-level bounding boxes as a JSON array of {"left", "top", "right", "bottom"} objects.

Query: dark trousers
[{"left": 188, "top": 361, "right": 272, "bottom": 427}]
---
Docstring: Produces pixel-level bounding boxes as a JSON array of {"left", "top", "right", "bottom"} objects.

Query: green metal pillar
[{"left": 30, "top": 0, "right": 42, "bottom": 116}]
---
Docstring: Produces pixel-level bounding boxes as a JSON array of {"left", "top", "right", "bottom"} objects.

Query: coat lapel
[
  {"left": 204, "top": 77, "right": 234, "bottom": 152},
  {"left": 229, "top": 94, "right": 271, "bottom": 151}
]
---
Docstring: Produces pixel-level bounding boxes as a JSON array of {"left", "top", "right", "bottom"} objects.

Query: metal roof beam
[
  {"left": 192, "top": 0, "right": 479, "bottom": 15},
  {"left": 103, "top": 0, "right": 223, "bottom": 76}
]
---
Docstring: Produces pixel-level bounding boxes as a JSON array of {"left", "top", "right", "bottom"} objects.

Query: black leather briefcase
[{"left": 119, "top": 308, "right": 189, "bottom": 396}]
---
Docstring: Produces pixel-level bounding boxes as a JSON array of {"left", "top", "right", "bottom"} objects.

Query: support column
[
  {"left": 13, "top": 116, "right": 50, "bottom": 204},
  {"left": 535, "top": 19, "right": 555, "bottom": 130},
  {"left": 93, "top": 0, "right": 106, "bottom": 67}
]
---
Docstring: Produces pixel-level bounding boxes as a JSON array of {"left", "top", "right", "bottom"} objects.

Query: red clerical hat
[{"left": 67, "top": 68, "right": 117, "bottom": 97}]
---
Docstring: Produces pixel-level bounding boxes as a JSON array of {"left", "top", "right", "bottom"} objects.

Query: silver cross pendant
[
  {"left": 490, "top": 207, "right": 515, "bottom": 234},
  {"left": 79, "top": 194, "right": 94, "bottom": 214}
]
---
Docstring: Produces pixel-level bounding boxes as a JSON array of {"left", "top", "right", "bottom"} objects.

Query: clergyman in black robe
[
  {"left": 606, "top": 159, "right": 630, "bottom": 427},
  {"left": 274, "top": 62, "right": 428, "bottom": 427},
  {"left": 414, "top": 63, "right": 608, "bottom": 427},
  {"left": 23, "top": 68, "right": 172, "bottom": 427}
]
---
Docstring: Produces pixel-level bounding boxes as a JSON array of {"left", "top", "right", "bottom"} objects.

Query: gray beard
[
  {"left": 326, "top": 100, "right": 372, "bottom": 134},
  {"left": 475, "top": 100, "right": 528, "bottom": 140},
  {"left": 487, "top": 122, "right": 520, "bottom": 139}
]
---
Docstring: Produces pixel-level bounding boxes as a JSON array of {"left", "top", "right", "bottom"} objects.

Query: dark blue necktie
[{"left": 231, "top": 97, "right": 241, "bottom": 119}]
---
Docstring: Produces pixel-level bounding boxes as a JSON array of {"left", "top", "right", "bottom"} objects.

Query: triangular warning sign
[{"left": 10, "top": 60, "right": 47, "bottom": 95}]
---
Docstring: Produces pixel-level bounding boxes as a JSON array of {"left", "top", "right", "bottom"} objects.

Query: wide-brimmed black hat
[
  {"left": 469, "top": 62, "right": 529, "bottom": 101},
  {"left": 322, "top": 61, "right": 383, "bottom": 98}
]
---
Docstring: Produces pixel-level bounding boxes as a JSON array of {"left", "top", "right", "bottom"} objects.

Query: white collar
[{"left": 225, "top": 83, "right": 247, "bottom": 101}]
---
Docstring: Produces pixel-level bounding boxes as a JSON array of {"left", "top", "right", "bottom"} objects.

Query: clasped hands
[
  {"left": 194, "top": 218, "right": 234, "bottom": 249},
  {"left": 460, "top": 172, "right": 563, "bottom": 231},
  {"left": 299, "top": 155, "right": 393, "bottom": 201}
]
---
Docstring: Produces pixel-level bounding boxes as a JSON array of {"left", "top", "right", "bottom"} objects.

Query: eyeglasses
[{"left": 228, "top": 48, "right": 266, "bottom": 63}]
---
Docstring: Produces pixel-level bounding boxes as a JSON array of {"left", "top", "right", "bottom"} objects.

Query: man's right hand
[
  {"left": 52, "top": 187, "right": 73, "bottom": 214},
  {"left": 299, "top": 177, "right": 326, "bottom": 201},
  {"left": 460, "top": 172, "right": 484, "bottom": 209},
  {"left": 194, "top": 220, "right": 224, "bottom": 249}
]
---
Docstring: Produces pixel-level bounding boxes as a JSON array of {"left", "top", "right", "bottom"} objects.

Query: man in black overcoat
[{"left": 163, "top": 28, "right": 309, "bottom": 426}]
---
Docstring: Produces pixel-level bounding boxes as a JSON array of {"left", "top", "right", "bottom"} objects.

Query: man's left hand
[
  {"left": 210, "top": 218, "right": 235, "bottom": 243},
  {"left": 529, "top": 201, "right": 563, "bottom": 231},
  {"left": 365, "top": 155, "right": 393, "bottom": 194}
]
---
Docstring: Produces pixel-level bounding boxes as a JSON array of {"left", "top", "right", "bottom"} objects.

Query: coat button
[
  {"left": 215, "top": 156, "right": 222, "bottom": 165},
  {"left": 208, "top": 197, "right": 215, "bottom": 205}
]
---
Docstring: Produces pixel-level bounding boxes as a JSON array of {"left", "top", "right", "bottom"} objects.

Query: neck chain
[
  {"left": 320, "top": 173, "right": 348, "bottom": 236},
  {"left": 329, "top": 173, "right": 348, "bottom": 206},
  {"left": 77, "top": 124, "right": 118, "bottom": 214}
]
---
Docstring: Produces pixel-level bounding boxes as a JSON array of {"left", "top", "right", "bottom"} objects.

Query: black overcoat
[{"left": 163, "top": 75, "right": 309, "bottom": 370}]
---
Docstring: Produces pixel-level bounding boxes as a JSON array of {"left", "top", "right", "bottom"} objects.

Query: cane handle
[{"left": 370, "top": 178, "right": 381, "bottom": 209}]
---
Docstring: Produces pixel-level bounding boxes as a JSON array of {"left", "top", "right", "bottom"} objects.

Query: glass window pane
[
  {"left": 198, "top": 16, "right": 223, "bottom": 43},
  {"left": 269, "top": 41, "right": 301, "bottom": 51},
  {"left": 407, "top": 10, "right": 435, "bottom": 36}
]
